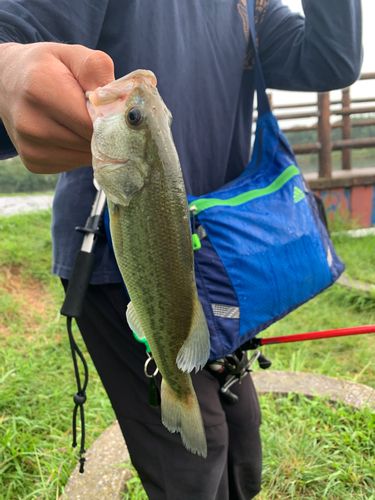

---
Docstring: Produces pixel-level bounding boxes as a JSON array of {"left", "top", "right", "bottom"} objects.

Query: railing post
[
  {"left": 341, "top": 87, "right": 352, "bottom": 170},
  {"left": 317, "top": 92, "right": 332, "bottom": 178},
  {"left": 267, "top": 92, "right": 273, "bottom": 111}
]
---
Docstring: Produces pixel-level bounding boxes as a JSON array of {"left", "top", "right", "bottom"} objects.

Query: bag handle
[{"left": 246, "top": 0, "right": 270, "bottom": 116}]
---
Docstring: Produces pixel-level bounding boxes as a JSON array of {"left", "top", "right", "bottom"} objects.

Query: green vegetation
[
  {"left": 255, "top": 284, "right": 375, "bottom": 388},
  {"left": 284, "top": 115, "right": 375, "bottom": 146},
  {"left": 1, "top": 210, "right": 375, "bottom": 499},
  {"left": 259, "top": 395, "right": 375, "bottom": 500},
  {"left": 296, "top": 149, "right": 375, "bottom": 174},
  {"left": 0, "top": 210, "right": 54, "bottom": 283},
  {"left": 0, "top": 320, "right": 115, "bottom": 500},
  {"left": 0, "top": 211, "right": 114, "bottom": 499},
  {"left": 284, "top": 115, "right": 375, "bottom": 173},
  {"left": 0, "top": 157, "right": 59, "bottom": 194},
  {"left": 331, "top": 232, "right": 375, "bottom": 285}
]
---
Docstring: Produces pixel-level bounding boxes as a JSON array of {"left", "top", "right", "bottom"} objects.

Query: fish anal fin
[
  {"left": 161, "top": 379, "right": 207, "bottom": 458},
  {"left": 176, "top": 300, "right": 210, "bottom": 373},
  {"left": 126, "top": 301, "right": 146, "bottom": 340}
]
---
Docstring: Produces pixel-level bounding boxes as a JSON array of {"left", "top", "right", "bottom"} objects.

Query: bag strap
[{"left": 246, "top": 0, "right": 270, "bottom": 116}]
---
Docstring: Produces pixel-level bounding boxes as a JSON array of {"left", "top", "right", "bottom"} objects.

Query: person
[{"left": 0, "top": 1, "right": 362, "bottom": 498}]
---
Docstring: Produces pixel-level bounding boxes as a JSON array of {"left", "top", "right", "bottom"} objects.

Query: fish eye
[{"left": 127, "top": 107, "right": 143, "bottom": 127}]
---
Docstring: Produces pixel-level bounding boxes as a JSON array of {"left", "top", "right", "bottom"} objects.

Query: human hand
[{"left": 0, "top": 42, "right": 114, "bottom": 173}]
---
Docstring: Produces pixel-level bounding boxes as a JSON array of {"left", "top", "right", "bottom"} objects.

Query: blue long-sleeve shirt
[{"left": 0, "top": 0, "right": 363, "bottom": 283}]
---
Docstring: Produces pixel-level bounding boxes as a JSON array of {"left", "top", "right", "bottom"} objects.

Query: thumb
[{"left": 56, "top": 44, "right": 115, "bottom": 92}]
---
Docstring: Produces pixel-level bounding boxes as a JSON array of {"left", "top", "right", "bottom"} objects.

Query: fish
[{"left": 86, "top": 69, "right": 210, "bottom": 457}]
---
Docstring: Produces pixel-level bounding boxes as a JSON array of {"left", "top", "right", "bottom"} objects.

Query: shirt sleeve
[
  {"left": 0, "top": 0, "right": 109, "bottom": 47},
  {"left": 258, "top": 0, "right": 363, "bottom": 92},
  {"left": 0, "top": 121, "right": 17, "bottom": 159}
]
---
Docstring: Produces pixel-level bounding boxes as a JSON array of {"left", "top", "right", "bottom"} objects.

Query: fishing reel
[{"left": 208, "top": 349, "right": 272, "bottom": 405}]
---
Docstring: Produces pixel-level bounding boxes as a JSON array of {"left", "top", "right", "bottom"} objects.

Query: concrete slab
[
  {"left": 61, "top": 421, "right": 132, "bottom": 500},
  {"left": 337, "top": 274, "right": 375, "bottom": 293},
  {"left": 252, "top": 370, "right": 375, "bottom": 410}
]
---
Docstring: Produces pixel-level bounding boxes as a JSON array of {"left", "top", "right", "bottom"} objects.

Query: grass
[
  {"left": 253, "top": 285, "right": 375, "bottom": 389},
  {"left": 1, "top": 210, "right": 375, "bottom": 499},
  {"left": 0, "top": 211, "right": 115, "bottom": 499},
  {"left": 331, "top": 232, "right": 375, "bottom": 285},
  {"left": 0, "top": 329, "right": 115, "bottom": 500},
  {"left": 0, "top": 290, "right": 116, "bottom": 500},
  {"left": 0, "top": 211, "right": 55, "bottom": 283},
  {"left": 258, "top": 394, "right": 375, "bottom": 500}
]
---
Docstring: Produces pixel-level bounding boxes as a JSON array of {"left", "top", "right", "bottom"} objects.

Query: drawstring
[
  {"left": 60, "top": 187, "right": 107, "bottom": 473},
  {"left": 67, "top": 316, "right": 89, "bottom": 473}
]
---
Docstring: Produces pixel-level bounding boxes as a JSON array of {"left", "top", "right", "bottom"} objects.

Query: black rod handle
[{"left": 60, "top": 250, "right": 96, "bottom": 318}]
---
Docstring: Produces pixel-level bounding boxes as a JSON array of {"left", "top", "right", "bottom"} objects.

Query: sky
[{"left": 271, "top": 0, "right": 375, "bottom": 114}]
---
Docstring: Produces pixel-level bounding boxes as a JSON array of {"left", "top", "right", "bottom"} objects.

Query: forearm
[{"left": 259, "top": 0, "right": 363, "bottom": 92}]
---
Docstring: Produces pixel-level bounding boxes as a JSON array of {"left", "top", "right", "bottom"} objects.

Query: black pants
[{"left": 62, "top": 281, "right": 262, "bottom": 500}]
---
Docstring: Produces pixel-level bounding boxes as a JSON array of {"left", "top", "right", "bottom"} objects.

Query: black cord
[{"left": 67, "top": 316, "right": 89, "bottom": 473}]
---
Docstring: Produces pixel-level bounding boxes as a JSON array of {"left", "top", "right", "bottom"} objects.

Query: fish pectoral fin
[
  {"left": 126, "top": 301, "right": 146, "bottom": 340},
  {"left": 176, "top": 301, "right": 210, "bottom": 373},
  {"left": 161, "top": 379, "right": 207, "bottom": 458}
]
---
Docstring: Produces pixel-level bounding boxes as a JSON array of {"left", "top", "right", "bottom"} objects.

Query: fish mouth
[
  {"left": 91, "top": 147, "right": 129, "bottom": 171},
  {"left": 86, "top": 69, "right": 157, "bottom": 121}
]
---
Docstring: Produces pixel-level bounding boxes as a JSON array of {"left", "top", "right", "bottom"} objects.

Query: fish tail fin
[
  {"left": 161, "top": 379, "right": 207, "bottom": 458},
  {"left": 176, "top": 299, "right": 210, "bottom": 373}
]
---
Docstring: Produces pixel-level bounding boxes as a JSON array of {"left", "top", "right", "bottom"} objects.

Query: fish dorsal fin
[
  {"left": 176, "top": 301, "right": 210, "bottom": 373},
  {"left": 126, "top": 301, "right": 146, "bottom": 340}
]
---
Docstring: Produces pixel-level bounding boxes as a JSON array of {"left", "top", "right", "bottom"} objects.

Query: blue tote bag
[{"left": 186, "top": 0, "right": 344, "bottom": 360}]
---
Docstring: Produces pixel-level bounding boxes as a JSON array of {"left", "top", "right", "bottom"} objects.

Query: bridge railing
[{"left": 257, "top": 73, "right": 375, "bottom": 178}]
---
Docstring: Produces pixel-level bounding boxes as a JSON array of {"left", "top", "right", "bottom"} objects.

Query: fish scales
[
  {"left": 111, "top": 167, "right": 196, "bottom": 394},
  {"left": 87, "top": 69, "right": 210, "bottom": 457}
]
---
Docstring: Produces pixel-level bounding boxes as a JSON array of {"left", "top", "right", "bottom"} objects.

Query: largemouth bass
[{"left": 87, "top": 70, "right": 210, "bottom": 457}]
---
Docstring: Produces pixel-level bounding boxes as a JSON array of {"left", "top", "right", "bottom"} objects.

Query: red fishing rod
[
  {"left": 247, "top": 324, "right": 375, "bottom": 348},
  {"left": 217, "top": 325, "right": 375, "bottom": 405}
]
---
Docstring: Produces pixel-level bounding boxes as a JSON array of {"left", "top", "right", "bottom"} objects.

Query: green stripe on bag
[{"left": 189, "top": 165, "right": 300, "bottom": 215}]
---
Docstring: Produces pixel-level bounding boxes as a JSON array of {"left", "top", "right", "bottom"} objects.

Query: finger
[
  {"left": 16, "top": 108, "right": 92, "bottom": 153},
  {"left": 20, "top": 46, "right": 114, "bottom": 142},
  {"left": 20, "top": 143, "right": 93, "bottom": 174},
  {"left": 52, "top": 46, "right": 115, "bottom": 138},
  {"left": 29, "top": 62, "right": 94, "bottom": 142},
  {"left": 55, "top": 44, "right": 115, "bottom": 92}
]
